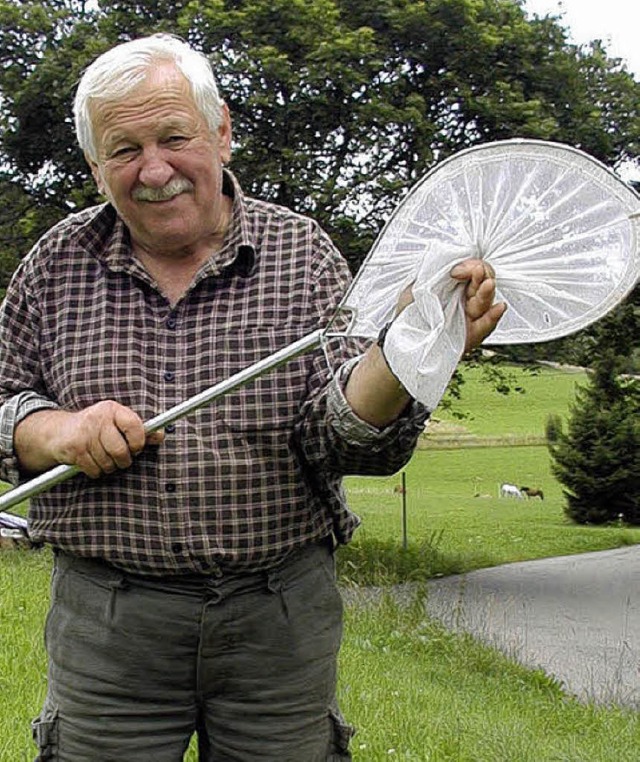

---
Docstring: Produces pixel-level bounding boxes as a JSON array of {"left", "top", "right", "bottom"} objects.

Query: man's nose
[{"left": 138, "top": 147, "right": 174, "bottom": 187}]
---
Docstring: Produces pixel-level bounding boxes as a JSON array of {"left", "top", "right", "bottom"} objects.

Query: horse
[
  {"left": 500, "top": 483, "right": 524, "bottom": 499},
  {"left": 520, "top": 486, "right": 544, "bottom": 500}
]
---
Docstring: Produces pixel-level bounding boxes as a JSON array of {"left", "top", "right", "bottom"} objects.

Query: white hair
[{"left": 74, "top": 34, "right": 225, "bottom": 161}]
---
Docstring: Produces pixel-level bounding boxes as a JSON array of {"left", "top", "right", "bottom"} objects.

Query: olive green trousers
[{"left": 32, "top": 542, "right": 354, "bottom": 761}]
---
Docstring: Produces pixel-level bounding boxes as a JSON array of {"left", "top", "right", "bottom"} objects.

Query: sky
[
  {"left": 523, "top": 0, "right": 640, "bottom": 78},
  {"left": 524, "top": 0, "right": 639, "bottom": 180}
]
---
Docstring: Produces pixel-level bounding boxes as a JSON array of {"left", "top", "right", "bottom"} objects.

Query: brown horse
[{"left": 520, "top": 486, "right": 544, "bottom": 500}]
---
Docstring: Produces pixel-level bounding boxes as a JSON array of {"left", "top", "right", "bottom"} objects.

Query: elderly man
[{"left": 0, "top": 34, "right": 504, "bottom": 761}]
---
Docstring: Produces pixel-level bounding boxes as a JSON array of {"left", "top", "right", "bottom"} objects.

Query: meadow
[
  {"left": 338, "top": 364, "right": 639, "bottom": 585},
  {"left": 1, "top": 363, "right": 639, "bottom": 760}
]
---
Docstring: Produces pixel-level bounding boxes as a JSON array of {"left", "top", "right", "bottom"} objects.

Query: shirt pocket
[{"left": 219, "top": 324, "right": 311, "bottom": 433}]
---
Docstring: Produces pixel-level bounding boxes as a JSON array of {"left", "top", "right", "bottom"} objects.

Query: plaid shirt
[{"left": 0, "top": 172, "right": 428, "bottom": 575}]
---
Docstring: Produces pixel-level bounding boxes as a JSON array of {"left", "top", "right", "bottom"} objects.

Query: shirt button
[
  {"left": 171, "top": 542, "right": 182, "bottom": 554},
  {"left": 166, "top": 423, "right": 176, "bottom": 433},
  {"left": 164, "top": 370, "right": 175, "bottom": 382},
  {"left": 211, "top": 565, "right": 223, "bottom": 579},
  {"left": 165, "top": 483, "right": 176, "bottom": 493},
  {"left": 166, "top": 316, "right": 177, "bottom": 329}
]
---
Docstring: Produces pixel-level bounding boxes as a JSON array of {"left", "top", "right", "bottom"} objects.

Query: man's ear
[
  {"left": 87, "top": 157, "right": 106, "bottom": 196},
  {"left": 217, "top": 103, "right": 232, "bottom": 165}
]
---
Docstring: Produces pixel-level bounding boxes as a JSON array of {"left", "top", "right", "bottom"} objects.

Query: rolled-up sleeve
[
  {"left": 0, "top": 253, "right": 59, "bottom": 484},
  {"left": 323, "top": 357, "right": 429, "bottom": 475},
  {"left": 298, "top": 345, "right": 429, "bottom": 477},
  {"left": 0, "top": 392, "right": 59, "bottom": 484}
]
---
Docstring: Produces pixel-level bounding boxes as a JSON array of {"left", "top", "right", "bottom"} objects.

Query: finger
[
  {"left": 145, "top": 430, "right": 165, "bottom": 446},
  {"left": 450, "top": 259, "right": 483, "bottom": 280},
  {"left": 469, "top": 263, "right": 486, "bottom": 297},
  {"left": 465, "top": 277, "right": 497, "bottom": 320},
  {"left": 481, "top": 261, "right": 496, "bottom": 279},
  {"left": 74, "top": 449, "right": 107, "bottom": 480},
  {"left": 469, "top": 262, "right": 498, "bottom": 300},
  {"left": 98, "top": 425, "right": 133, "bottom": 470},
  {"left": 466, "top": 302, "right": 507, "bottom": 351},
  {"left": 451, "top": 260, "right": 496, "bottom": 285},
  {"left": 113, "top": 406, "right": 147, "bottom": 455}
]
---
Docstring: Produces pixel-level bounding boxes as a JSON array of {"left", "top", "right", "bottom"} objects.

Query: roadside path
[
  {"left": 424, "top": 545, "right": 640, "bottom": 708},
  {"left": 343, "top": 545, "right": 640, "bottom": 708}
]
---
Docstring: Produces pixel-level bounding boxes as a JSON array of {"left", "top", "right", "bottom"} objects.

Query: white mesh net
[
  {"left": 338, "top": 139, "right": 639, "bottom": 344},
  {"left": 332, "top": 139, "right": 640, "bottom": 406}
]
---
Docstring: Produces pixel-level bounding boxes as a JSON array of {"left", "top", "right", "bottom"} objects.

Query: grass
[
  {"left": 2, "top": 362, "right": 639, "bottom": 760},
  {"left": 340, "top": 446, "right": 640, "bottom": 586},
  {"left": 435, "top": 362, "right": 586, "bottom": 438},
  {"left": 0, "top": 550, "right": 51, "bottom": 760},
  {"left": 3, "top": 551, "right": 639, "bottom": 762},
  {"left": 340, "top": 595, "right": 639, "bottom": 761}
]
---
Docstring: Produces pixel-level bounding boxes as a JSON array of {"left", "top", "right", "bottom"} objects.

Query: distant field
[
  {"left": 342, "top": 445, "right": 640, "bottom": 585},
  {"left": 424, "top": 362, "right": 587, "bottom": 442},
  {"left": 341, "top": 361, "right": 639, "bottom": 584}
]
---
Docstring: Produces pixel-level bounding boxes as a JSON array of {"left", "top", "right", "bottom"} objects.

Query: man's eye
[
  {"left": 111, "top": 146, "right": 137, "bottom": 159},
  {"left": 165, "top": 136, "right": 188, "bottom": 146}
]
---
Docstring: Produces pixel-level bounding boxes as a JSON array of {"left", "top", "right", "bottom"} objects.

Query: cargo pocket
[
  {"left": 31, "top": 703, "right": 59, "bottom": 761},
  {"left": 327, "top": 704, "right": 355, "bottom": 760}
]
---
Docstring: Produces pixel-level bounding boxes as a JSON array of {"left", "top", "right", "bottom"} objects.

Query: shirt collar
[
  {"left": 205, "top": 169, "right": 257, "bottom": 278},
  {"left": 90, "top": 169, "right": 257, "bottom": 280}
]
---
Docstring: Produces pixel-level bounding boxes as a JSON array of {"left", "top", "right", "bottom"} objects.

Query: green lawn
[
  {"left": 435, "top": 362, "right": 586, "bottom": 437},
  {"left": 340, "top": 596, "right": 639, "bottom": 761},
  {"left": 341, "top": 445, "right": 640, "bottom": 585}
]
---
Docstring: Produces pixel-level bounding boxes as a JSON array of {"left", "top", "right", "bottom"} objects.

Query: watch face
[{"left": 339, "top": 139, "right": 639, "bottom": 345}]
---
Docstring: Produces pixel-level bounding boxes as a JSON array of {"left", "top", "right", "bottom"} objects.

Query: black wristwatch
[{"left": 377, "top": 320, "right": 394, "bottom": 350}]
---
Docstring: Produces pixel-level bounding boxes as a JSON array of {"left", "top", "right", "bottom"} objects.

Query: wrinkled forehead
[
  {"left": 88, "top": 65, "right": 207, "bottom": 144},
  {"left": 88, "top": 62, "right": 195, "bottom": 119}
]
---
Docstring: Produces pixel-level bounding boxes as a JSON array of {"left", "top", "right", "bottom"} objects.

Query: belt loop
[
  {"left": 107, "top": 576, "right": 128, "bottom": 621},
  {"left": 267, "top": 569, "right": 288, "bottom": 618}
]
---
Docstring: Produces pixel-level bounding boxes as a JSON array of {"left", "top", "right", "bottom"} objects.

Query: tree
[
  {"left": 547, "top": 351, "right": 640, "bottom": 525},
  {"left": 0, "top": 0, "right": 638, "bottom": 394},
  {"left": 1, "top": 0, "right": 639, "bottom": 278}
]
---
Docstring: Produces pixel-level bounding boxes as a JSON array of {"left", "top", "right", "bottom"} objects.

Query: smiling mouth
[{"left": 133, "top": 178, "right": 194, "bottom": 202}]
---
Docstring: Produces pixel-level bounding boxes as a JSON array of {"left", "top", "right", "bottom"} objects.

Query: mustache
[{"left": 132, "top": 177, "right": 194, "bottom": 202}]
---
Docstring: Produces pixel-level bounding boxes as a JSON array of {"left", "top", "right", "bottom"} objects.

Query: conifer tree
[{"left": 547, "top": 351, "right": 640, "bottom": 525}]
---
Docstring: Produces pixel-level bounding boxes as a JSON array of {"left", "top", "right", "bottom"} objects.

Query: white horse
[{"left": 500, "top": 483, "right": 524, "bottom": 499}]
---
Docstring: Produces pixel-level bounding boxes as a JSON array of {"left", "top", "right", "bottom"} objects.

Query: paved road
[{"left": 424, "top": 545, "right": 640, "bottom": 708}]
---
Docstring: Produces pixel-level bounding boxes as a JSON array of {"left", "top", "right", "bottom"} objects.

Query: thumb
[{"left": 145, "top": 430, "right": 165, "bottom": 446}]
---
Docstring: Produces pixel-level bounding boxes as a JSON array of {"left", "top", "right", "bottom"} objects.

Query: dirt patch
[{"left": 425, "top": 418, "right": 471, "bottom": 436}]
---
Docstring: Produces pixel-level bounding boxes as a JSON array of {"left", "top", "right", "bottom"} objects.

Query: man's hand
[
  {"left": 344, "top": 256, "right": 507, "bottom": 428},
  {"left": 394, "top": 258, "right": 505, "bottom": 352},
  {"left": 450, "top": 259, "right": 506, "bottom": 352},
  {"left": 14, "top": 401, "right": 164, "bottom": 478}
]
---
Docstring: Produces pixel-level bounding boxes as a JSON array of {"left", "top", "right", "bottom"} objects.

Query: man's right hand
[{"left": 14, "top": 401, "right": 164, "bottom": 478}]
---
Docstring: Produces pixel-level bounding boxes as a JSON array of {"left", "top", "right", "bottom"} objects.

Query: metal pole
[{"left": 0, "top": 328, "right": 325, "bottom": 513}]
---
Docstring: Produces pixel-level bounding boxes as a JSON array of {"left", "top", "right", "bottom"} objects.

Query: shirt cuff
[
  {"left": 0, "top": 392, "right": 59, "bottom": 485},
  {"left": 327, "top": 357, "right": 429, "bottom": 444}
]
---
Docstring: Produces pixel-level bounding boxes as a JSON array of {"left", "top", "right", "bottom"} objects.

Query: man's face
[{"left": 89, "top": 63, "right": 232, "bottom": 255}]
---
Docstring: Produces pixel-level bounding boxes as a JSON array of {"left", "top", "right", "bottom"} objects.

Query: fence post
[{"left": 401, "top": 470, "right": 408, "bottom": 550}]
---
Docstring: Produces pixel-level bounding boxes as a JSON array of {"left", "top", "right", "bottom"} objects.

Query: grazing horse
[
  {"left": 520, "top": 486, "right": 544, "bottom": 500},
  {"left": 500, "top": 483, "right": 524, "bottom": 499}
]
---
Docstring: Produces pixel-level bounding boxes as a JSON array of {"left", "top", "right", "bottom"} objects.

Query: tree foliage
[
  {"left": 547, "top": 352, "right": 640, "bottom": 525},
  {"left": 0, "top": 0, "right": 638, "bottom": 349}
]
